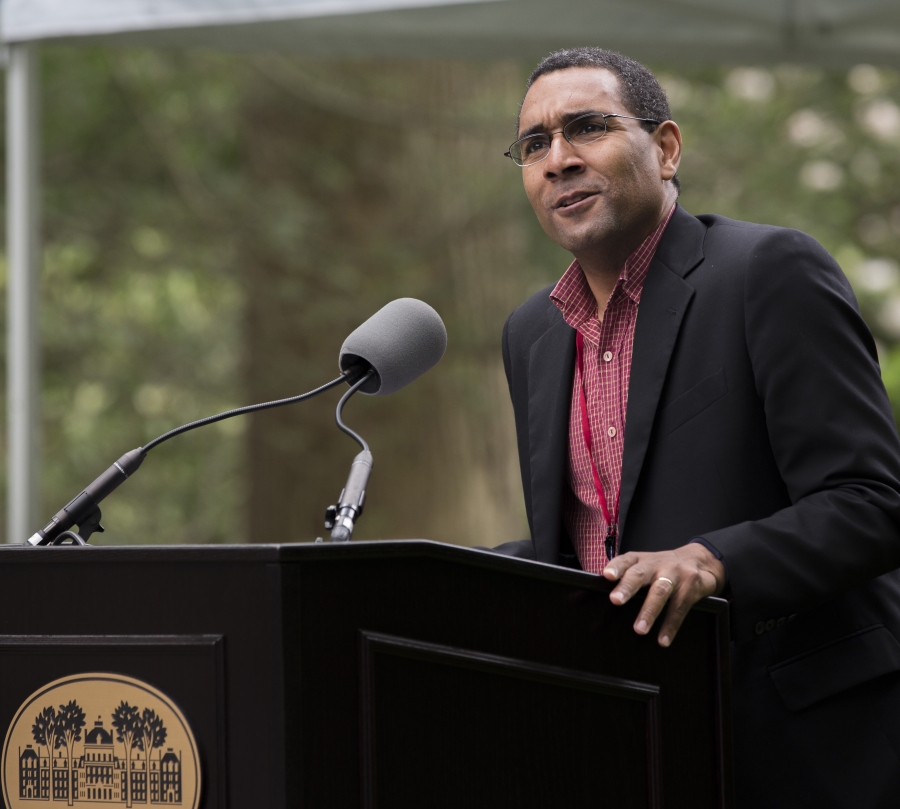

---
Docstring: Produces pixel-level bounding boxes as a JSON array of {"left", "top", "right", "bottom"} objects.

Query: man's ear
[{"left": 656, "top": 121, "right": 682, "bottom": 182}]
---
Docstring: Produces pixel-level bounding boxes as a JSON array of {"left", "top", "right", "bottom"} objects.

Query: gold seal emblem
[{"left": 2, "top": 673, "right": 201, "bottom": 808}]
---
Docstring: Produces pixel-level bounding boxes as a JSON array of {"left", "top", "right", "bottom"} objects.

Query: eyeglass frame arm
[{"left": 504, "top": 112, "right": 661, "bottom": 166}]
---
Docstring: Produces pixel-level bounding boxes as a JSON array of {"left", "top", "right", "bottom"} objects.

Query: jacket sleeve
[
  {"left": 479, "top": 315, "right": 536, "bottom": 561},
  {"left": 480, "top": 538, "right": 537, "bottom": 559},
  {"left": 699, "top": 228, "right": 900, "bottom": 640},
  {"left": 502, "top": 312, "right": 514, "bottom": 392}
]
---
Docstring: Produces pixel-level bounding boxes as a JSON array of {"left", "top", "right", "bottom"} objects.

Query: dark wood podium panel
[
  {"left": 0, "top": 541, "right": 732, "bottom": 809},
  {"left": 0, "top": 635, "right": 226, "bottom": 807},
  {"left": 359, "top": 632, "right": 661, "bottom": 808}
]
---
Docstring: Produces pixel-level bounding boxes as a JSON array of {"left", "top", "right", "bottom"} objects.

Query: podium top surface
[{"left": 0, "top": 539, "right": 728, "bottom": 616}]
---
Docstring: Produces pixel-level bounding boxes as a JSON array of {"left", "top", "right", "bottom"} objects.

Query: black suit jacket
[{"left": 500, "top": 205, "right": 900, "bottom": 807}]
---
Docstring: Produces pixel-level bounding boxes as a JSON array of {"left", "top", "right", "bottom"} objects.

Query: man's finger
[
  {"left": 602, "top": 552, "right": 642, "bottom": 582},
  {"left": 608, "top": 559, "right": 654, "bottom": 604},
  {"left": 657, "top": 588, "right": 695, "bottom": 647},
  {"left": 633, "top": 576, "right": 676, "bottom": 634},
  {"left": 657, "top": 569, "right": 719, "bottom": 646}
]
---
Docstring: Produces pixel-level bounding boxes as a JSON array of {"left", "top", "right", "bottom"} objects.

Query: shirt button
[
  {"left": 607, "top": 426, "right": 617, "bottom": 438},
  {"left": 602, "top": 351, "right": 613, "bottom": 362}
]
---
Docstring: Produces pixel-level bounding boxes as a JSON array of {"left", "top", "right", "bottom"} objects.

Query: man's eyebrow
[{"left": 517, "top": 109, "right": 599, "bottom": 139}]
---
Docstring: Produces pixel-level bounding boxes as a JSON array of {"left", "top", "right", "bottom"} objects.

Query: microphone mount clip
[{"left": 51, "top": 506, "right": 105, "bottom": 545}]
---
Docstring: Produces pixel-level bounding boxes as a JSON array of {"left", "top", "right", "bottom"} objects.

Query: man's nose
[{"left": 543, "top": 132, "right": 584, "bottom": 177}]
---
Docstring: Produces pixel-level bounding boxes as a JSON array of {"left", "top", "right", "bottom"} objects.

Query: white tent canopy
[
  {"left": 4, "top": 0, "right": 900, "bottom": 64},
  {"left": 2, "top": 0, "right": 899, "bottom": 543}
]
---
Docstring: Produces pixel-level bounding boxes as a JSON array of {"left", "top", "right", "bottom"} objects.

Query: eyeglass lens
[{"left": 510, "top": 113, "right": 609, "bottom": 166}]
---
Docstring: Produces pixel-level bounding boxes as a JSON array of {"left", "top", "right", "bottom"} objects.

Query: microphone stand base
[{"left": 49, "top": 531, "right": 90, "bottom": 546}]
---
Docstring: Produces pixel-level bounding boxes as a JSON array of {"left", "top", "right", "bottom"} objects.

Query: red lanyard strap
[{"left": 575, "top": 331, "right": 619, "bottom": 559}]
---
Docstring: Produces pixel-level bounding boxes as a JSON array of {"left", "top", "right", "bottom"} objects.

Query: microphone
[
  {"left": 27, "top": 448, "right": 149, "bottom": 546},
  {"left": 327, "top": 299, "right": 447, "bottom": 541},
  {"left": 27, "top": 297, "right": 446, "bottom": 547},
  {"left": 26, "top": 374, "right": 349, "bottom": 546},
  {"left": 325, "top": 447, "right": 373, "bottom": 543},
  {"left": 339, "top": 298, "right": 447, "bottom": 395}
]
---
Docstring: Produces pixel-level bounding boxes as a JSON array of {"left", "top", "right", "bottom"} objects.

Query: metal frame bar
[{"left": 6, "top": 43, "right": 41, "bottom": 543}]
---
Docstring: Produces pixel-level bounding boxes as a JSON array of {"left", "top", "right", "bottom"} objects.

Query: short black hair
[{"left": 520, "top": 47, "right": 680, "bottom": 192}]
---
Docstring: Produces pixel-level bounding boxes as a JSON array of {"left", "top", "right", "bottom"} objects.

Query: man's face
[{"left": 517, "top": 67, "right": 677, "bottom": 258}]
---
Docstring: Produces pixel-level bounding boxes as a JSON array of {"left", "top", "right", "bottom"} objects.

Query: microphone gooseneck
[
  {"left": 143, "top": 374, "right": 348, "bottom": 452},
  {"left": 334, "top": 373, "right": 372, "bottom": 454},
  {"left": 27, "top": 374, "right": 350, "bottom": 546},
  {"left": 326, "top": 370, "right": 375, "bottom": 542}
]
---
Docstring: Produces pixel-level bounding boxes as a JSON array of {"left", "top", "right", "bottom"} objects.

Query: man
[{"left": 496, "top": 48, "right": 900, "bottom": 807}]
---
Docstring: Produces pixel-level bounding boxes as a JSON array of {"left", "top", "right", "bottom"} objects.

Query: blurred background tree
[{"left": 0, "top": 49, "right": 896, "bottom": 545}]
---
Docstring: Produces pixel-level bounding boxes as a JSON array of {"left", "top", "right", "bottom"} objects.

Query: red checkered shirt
[{"left": 550, "top": 205, "right": 676, "bottom": 574}]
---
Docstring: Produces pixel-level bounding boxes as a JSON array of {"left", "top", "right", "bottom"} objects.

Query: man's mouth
[{"left": 555, "top": 192, "right": 597, "bottom": 210}]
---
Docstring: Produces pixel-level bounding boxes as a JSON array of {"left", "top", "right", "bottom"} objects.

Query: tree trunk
[
  {"left": 126, "top": 745, "right": 133, "bottom": 808},
  {"left": 243, "top": 59, "right": 531, "bottom": 547},
  {"left": 141, "top": 737, "right": 149, "bottom": 803},
  {"left": 66, "top": 747, "right": 74, "bottom": 807}
]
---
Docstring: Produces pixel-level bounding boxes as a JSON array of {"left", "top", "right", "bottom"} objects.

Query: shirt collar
[{"left": 550, "top": 203, "right": 676, "bottom": 331}]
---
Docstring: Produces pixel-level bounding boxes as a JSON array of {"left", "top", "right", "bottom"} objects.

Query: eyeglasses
[{"left": 505, "top": 111, "right": 660, "bottom": 167}]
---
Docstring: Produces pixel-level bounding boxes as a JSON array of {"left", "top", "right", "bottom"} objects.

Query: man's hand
[{"left": 602, "top": 544, "right": 726, "bottom": 647}]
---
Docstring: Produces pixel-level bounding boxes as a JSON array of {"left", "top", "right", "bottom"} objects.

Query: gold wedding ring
[{"left": 657, "top": 576, "right": 675, "bottom": 588}]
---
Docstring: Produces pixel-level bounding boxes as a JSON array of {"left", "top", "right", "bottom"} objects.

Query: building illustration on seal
[
  {"left": 17, "top": 705, "right": 182, "bottom": 805},
  {"left": 3, "top": 675, "right": 199, "bottom": 809}
]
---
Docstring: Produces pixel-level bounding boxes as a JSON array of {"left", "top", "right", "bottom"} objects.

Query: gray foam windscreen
[{"left": 339, "top": 298, "right": 448, "bottom": 395}]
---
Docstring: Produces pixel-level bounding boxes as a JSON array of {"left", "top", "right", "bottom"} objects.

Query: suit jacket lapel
[
  {"left": 619, "top": 206, "right": 706, "bottom": 541},
  {"left": 528, "top": 311, "right": 576, "bottom": 563}
]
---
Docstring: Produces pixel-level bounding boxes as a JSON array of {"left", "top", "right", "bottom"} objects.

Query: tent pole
[{"left": 6, "top": 43, "right": 41, "bottom": 543}]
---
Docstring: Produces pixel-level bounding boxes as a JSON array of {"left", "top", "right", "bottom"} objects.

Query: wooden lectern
[{"left": 0, "top": 541, "right": 732, "bottom": 808}]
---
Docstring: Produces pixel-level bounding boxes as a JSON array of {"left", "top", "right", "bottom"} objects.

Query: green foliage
[
  {"left": 229, "top": 58, "right": 546, "bottom": 544},
  {"left": 2, "top": 50, "right": 898, "bottom": 544},
  {"left": 667, "top": 64, "right": 900, "bottom": 413},
  {"left": 31, "top": 704, "right": 61, "bottom": 751},
  {"left": 35, "top": 48, "right": 248, "bottom": 544}
]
